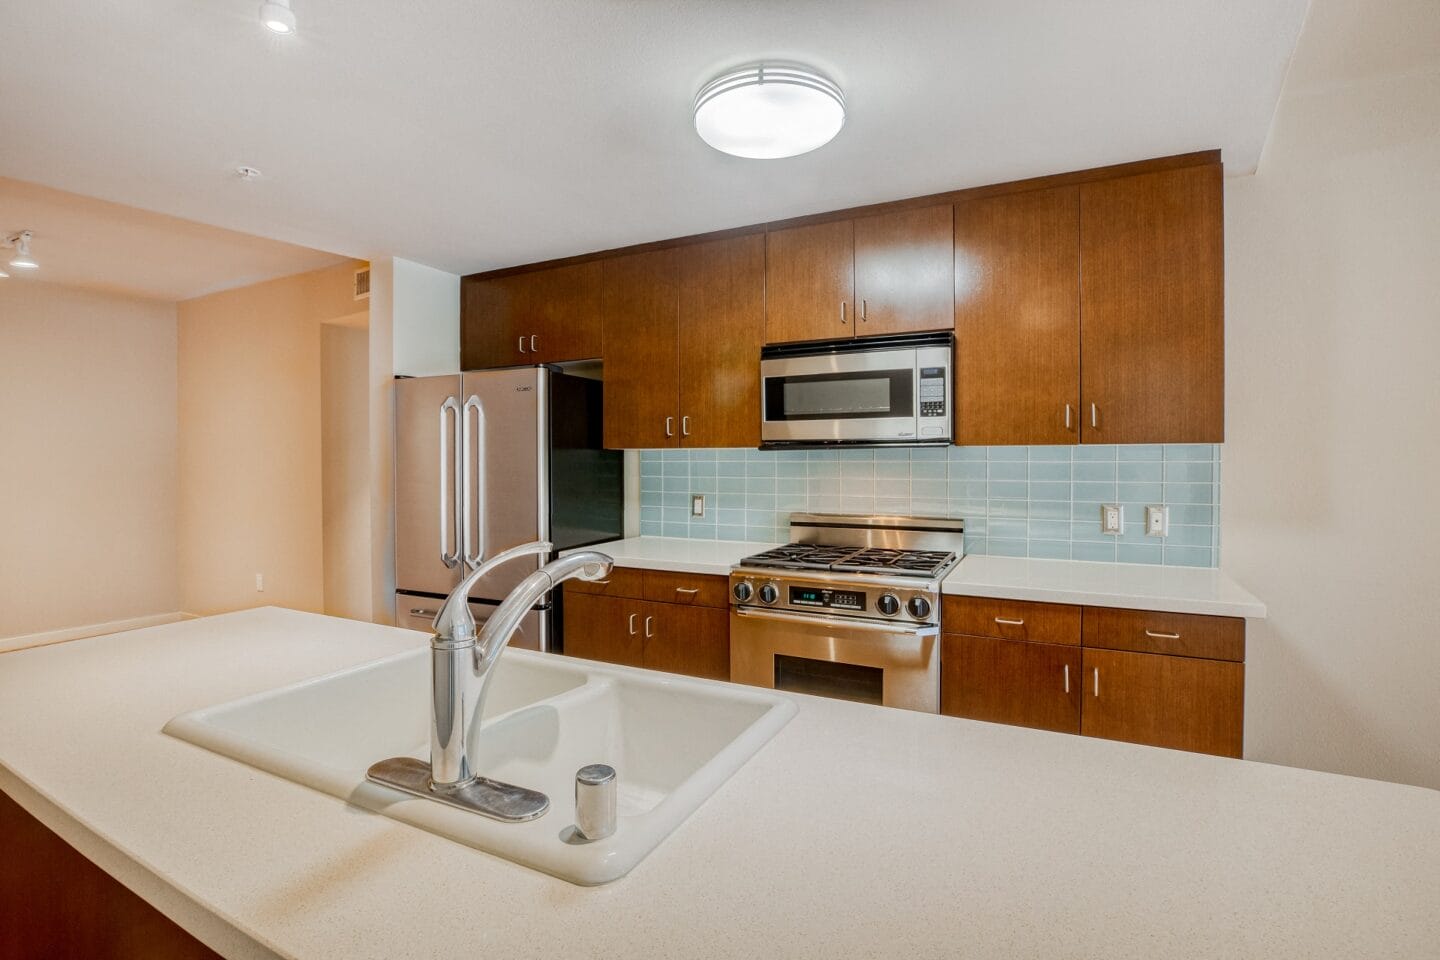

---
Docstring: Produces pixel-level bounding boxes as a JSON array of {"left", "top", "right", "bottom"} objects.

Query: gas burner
[{"left": 739, "top": 543, "right": 957, "bottom": 579}]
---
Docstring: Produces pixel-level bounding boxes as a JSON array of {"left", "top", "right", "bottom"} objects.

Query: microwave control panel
[{"left": 919, "top": 366, "right": 947, "bottom": 419}]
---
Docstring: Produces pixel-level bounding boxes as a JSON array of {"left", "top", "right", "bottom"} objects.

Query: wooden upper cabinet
[
  {"left": 955, "top": 186, "right": 1080, "bottom": 445},
  {"left": 461, "top": 262, "right": 602, "bottom": 369},
  {"left": 1081, "top": 647, "right": 1243, "bottom": 758},
  {"left": 677, "top": 234, "right": 766, "bottom": 448},
  {"left": 853, "top": 204, "right": 954, "bottom": 336},
  {"left": 765, "top": 219, "right": 855, "bottom": 344},
  {"left": 1079, "top": 162, "right": 1224, "bottom": 443},
  {"left": 601, "top": 248, "right": 680, "bottom": 449}
]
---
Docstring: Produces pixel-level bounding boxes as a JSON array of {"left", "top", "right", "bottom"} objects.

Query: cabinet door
[
  {"left": 765, "top": 219, "right": 855, "bottom": 344},
  {"left": 643, "top": 603, "right": 730, "bottom": 681},
  {"left": 677, "top": 234, "right": 766, "bottom": 448},
  {"left": 1081, "top": 648, "right": 1243, "bottom": 757},
  {"left": 1079, "top": 163, "right": 1224, "bottom": 443},
  {"left": 941, "top": 635, "right": 1080, "bottom": 734},
  {"left": 955, "top": 187, "right": 1080, "bottom": 445},
  {"left": 601, "top": 249, "right": 680, "bottom": 449},
  {"left": 530, "top": 261, "right": 603, "bottom": 364},
  {"left": 461, "top": 274, "right": 531, "bottom": 369},
  {"left": 563, "top": 592, "right": 644, "bottom": 667},
  {"left": 853, "top": 204, "right": 954, "bottom": 336}
]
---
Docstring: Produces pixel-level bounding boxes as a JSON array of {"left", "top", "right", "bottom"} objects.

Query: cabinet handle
[
  {"left": 681, "top": 415, "right": 691, "bottom": 437},
  {"left": 410, "top": 607, "right": 439, "bottom": 619},
  {"left": 861, "top": 299, "right": 868, "bottom": 322},
  {"left": 665, "top": 416, "right": 675, "bottom": 438},
  {"left": 530, "top": 334, "right": 538, "bottom": 353},
  {"left": 1064, "top": 664, "right": 1070, "bottom": 694},
  {"left": 994, "top": 617, "right": 1025, "bottom": 626},
  {"left": 1093, "top": 667, "right": 1100, "bottom": 698},
  {"left": 675, "top": 587, "right": 700, "bottom": 597},
  {"left": 591, "top": 579, "right": 611, "bottom": 586},
  {"left": 1065, "top": 404, "right": 1072, "bottom": 430},
  {"left": 517, "top": 336, "right": 527, "bottom": 354},
  {"left": 1091, "top": 403, "right": 1098, "bottom": 428},
  {"left": 1144, "top": 630, "right": 1181, "bottom": 640},
  {"left": 644, "top": 616, "right": 654, "bottom": 638},
  {"left": 628, "top": 613, "right": 637, "bottom": 636},
  {"left": 840, "top": 301, "right": 848, "bottom": 325}
]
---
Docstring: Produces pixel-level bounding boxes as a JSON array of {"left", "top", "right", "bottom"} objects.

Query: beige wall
[
  {"left": 1225, "top": 0, "right": 1440, "bottom": 788},
  {"left": 0, "top": 282, "right": 179, "bottom": 638},
  {"left": 177, "top": 261, "right": 365, "bottom": 616},
  {"left": 321, "top": 319, "right": 372, "bottom": 620}
]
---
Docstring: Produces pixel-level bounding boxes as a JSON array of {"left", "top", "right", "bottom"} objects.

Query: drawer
[
  {"left": 641, "top": 570, "right": 730, "bottom": 608},
  {"left": 563, "top": 566, "right": 645, "bottom": 599},
  {"left": 942, "top": 595, "right": 1081, "bottom": 645},
  {"left": 1082, "top": 607, "right": 1245, "bottom": 662}
]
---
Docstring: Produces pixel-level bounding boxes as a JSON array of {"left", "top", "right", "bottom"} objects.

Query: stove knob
[
  {"left": 732, "top": 581, "right": 753, "bottom": 603},
  {"left": 907, "top": 596, "right": 933, "bottom": 620},
  {"left": 876, "top": 594, "right": 900, "bottom": 616},
  {"left": 758, "top": 583, "right": 780, "bottom": 605}
]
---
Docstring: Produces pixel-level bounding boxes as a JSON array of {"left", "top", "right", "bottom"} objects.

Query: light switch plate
[
  {"left": 1145, "top": 505, "right": 1169, "bottom": 537},
  {"left": 1100, "top": 504, "right": 1124, "bottom": 535},
  {"left": 691, "top": 494, "right": 705, "bottom": 518}
]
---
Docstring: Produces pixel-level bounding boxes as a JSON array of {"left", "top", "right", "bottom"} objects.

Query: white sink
[{"left": 163, "top": 648, "right": 796, "bottom": 885}]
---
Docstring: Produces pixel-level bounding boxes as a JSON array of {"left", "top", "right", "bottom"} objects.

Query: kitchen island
[{"left": 0, "top": 607, "right": 1434, "bottom": 959}]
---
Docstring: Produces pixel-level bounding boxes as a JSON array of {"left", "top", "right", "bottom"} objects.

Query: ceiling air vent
[{"left": 353, "top": 267, "right": 371, "bottom": 301}]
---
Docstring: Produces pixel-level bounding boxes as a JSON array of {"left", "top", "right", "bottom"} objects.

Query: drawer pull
[
  {"left": 994, "top": 617, "right": 1025, "bottom": 626},
  {"left": 590, "top": 579, "right": 611, "bottom": 586},
  {"left": 675, "top": 588, "right": 700, "bottom": 596},
  {"left": 409, "top": 608, "right": 438, "bottom": 618},
  {"left": 1144, "top": 630, "right": 1181, "bottom": 640},
  {"left": 627, "top": 613, "right": 637, "bottom": 636}
]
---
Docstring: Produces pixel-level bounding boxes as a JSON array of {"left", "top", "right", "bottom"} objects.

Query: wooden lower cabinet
[
  {"left": 941, "top": 634, "right": 1081, "bottom": 734},
  {"left": 563, "top": 580, "right": 730, "bottom": 681},
  {"left": 1080, "top": 648, "right": 1244, "bottom": 758},
  {"left": 562, "top": 592, "right": 644, "bottom": 668}
]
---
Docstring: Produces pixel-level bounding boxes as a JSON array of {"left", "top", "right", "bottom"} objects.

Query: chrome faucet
[{"left": 367, "top": 541, "right": 614, "bottom": 822}]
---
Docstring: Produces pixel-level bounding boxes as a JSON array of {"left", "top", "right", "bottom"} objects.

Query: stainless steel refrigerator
[{"left": 393, "top": 366, "right": 622, "bottom": 650}]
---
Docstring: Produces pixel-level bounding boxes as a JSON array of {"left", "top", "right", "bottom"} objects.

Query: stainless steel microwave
[{"left": 760, "top": 332, "right": 954, "bottom": 447}]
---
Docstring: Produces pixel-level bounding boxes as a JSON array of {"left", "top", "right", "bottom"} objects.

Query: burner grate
[{"left": 740, "top": 543, "right": 956, "bottom": 579}]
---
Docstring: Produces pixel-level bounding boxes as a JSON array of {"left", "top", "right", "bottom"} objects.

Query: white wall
[
  {"left": 0, "top": 282, "right": 179, "bottom": 641},
  {"left": 1224, "top": 0, "right": 1440, "bottom": 789},
  {"left": 391, "top": 258, "right": 459, "bottom": 377}
]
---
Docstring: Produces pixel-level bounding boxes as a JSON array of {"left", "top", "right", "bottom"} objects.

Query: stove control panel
[{"left": 790, "top": 586, "right": 866, "bottom": 611}]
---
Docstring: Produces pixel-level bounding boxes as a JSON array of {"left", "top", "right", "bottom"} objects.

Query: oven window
[
  {"left": 765, "top": 370, "right": 913, "bottom": 421},
  {"left": 774, "top": 655, "right": 883, "bottom": 705}
]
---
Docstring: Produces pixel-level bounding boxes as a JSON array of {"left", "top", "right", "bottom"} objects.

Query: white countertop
[
  {"left": 565, "top": 536, "right": 780, "bottom": 576},
  {"left": 1, "top": 608, "right": 1433, "bottom": 959},
  {"left": 943, "top": 555, "right": 1267, "bottom": 618},
  {"left": 575, "top": 537, "right": 1266, "bottom": 619}
]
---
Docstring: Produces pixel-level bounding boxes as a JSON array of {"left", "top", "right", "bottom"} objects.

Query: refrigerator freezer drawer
[{"left": 395, "top": 593, "right": 550, "bottom": 652}]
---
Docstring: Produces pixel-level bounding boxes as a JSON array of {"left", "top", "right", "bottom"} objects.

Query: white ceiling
[
  {"left": 0, "top": 177, "right": 346, "bottom": 301},
  {"left": 0, "top": 0, "right": 1310, "bottom": 276}
]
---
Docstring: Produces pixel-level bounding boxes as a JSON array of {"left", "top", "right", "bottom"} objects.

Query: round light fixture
[
  {"left": 694, "top": 62, "right": 845, "bottom": 159},
  {"left": 259, "top": 0, "right": 296, "bottom": 35},
  {"left": 7, "top": 231, "right": 38, "bottom": 270}
]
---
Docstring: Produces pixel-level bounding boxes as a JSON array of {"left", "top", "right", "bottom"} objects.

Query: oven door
[
  {"left": 760, "top": 348, "right": 920, "bottom": 445},
  {"left": 730, "top": 607, "right": 940, "bottom": 713}
]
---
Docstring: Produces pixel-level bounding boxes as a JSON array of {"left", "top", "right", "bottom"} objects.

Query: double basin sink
[{"left": 164, "top": 647, "right": 796, "bottom": 885}]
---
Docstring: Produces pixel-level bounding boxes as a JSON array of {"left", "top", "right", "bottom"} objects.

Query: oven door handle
[{"left": 733, "top": 605, "right": 938, "bottom": 636}]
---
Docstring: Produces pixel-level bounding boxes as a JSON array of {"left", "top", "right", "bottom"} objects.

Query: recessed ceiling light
[
  {"left": 259, "top": 0, "right": 296, "bottom": 35},
  {"left": 5, "top": 231, "right": 38, "bottom": 270},
  {"left": 694, "top": 62, "right": 846, "bottom": 159},
  {"left": 235, "top": 165, "right": 264, "bottom": 181}
]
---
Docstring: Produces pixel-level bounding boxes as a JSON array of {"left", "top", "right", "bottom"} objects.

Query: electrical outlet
[
  {"left": 1145, "top": 505, "right": 1169, "bottom": 537},
  {"left": 255, "top": 573, "right": 265, "bottom": 592},
  {"left": 691, "top": 494, "right": 705, "bottom": 518},
  {"left": 1100, "top": 504, "right": 1124, "bottom": 535}
]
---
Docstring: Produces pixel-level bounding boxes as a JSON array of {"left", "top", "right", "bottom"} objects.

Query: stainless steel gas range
[{"left": 729, "top": 514, "right": 964, "bottom": 713}]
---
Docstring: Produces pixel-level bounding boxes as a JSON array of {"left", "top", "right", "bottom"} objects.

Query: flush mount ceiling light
[
  {"left": 5, "top": 231, "right": 38, "bottom": 270},
  {"left": 693, "top": 62, "right": 845, "bottom": 159},
  {"left": 259, "top": 0, "right": 296, "bottom": 35}
]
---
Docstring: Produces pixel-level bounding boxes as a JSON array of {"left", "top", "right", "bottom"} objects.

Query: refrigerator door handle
[
  {"left": 439, "top": 397, "right": 461, "bottom": 569},
  {"left": 462, "top": 394, "right": 487, "bottom": 568}
]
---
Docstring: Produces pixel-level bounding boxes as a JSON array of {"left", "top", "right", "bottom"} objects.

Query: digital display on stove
[{"left": 790, "top": 587, "right": 866, "bottom": 611}]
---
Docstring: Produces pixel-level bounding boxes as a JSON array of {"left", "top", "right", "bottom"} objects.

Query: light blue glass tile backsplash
[{"left": 637, "top": 445, "right": 1221, "bottom": 567}]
